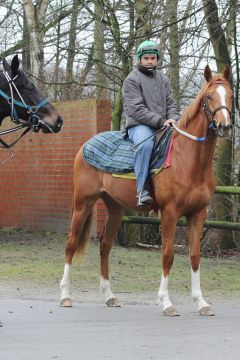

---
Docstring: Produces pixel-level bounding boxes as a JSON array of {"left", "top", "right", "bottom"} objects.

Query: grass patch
[{"left": 0, "top": 228, "right": 239, "bottom": 297}]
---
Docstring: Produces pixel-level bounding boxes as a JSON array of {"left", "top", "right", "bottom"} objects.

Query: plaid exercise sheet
[{"left": 82, "top": 128, "right": 173, "bottom": 175}]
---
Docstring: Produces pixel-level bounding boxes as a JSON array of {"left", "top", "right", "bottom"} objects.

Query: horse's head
[
  {"left": 0, "top": 55, "right": 63, "bottom": 133},
  {"left": 203, "top": 65, "right": 233, "bottom": 137}
]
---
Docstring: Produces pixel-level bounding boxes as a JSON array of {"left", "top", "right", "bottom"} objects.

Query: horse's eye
[
  {"left": 206, "top": 94, "right": 212, "bottom": 100},
  {"left": 28, "top": 82, "right": 35, "bottom": 90}
]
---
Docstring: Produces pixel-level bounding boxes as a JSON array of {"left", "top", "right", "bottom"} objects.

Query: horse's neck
[{"left": 174, "top": 111, "right": 217, "bottom": 170}]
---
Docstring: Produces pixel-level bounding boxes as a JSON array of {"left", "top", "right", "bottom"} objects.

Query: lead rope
[
  {"left": 133, "top": 122, "right": 209, "bottom": 150},
  {"left": 172, "top": 123, "right": 209, "bottom": 142}
]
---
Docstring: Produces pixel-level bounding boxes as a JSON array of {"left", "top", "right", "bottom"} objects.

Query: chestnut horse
[{"left": 60, "top": 65, "right": 233, "bottom": 316}]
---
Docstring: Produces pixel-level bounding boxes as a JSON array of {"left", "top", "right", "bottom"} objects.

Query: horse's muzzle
[
  {"left": 53, "top": 116, "right": 63, "bottom": 133},
  {"left": 41, "top": 116, "right": 63, "bottom": 133},
  {"left": 216, "top": 122, "right": 232, "bottom": 137}
]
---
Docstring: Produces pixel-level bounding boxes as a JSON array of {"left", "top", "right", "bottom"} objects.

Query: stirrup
[{"left": 137, "top": 189, "right": 153, "bottom": 207}]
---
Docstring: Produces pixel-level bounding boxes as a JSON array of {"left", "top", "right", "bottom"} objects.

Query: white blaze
[{"left": 216, "top": 85, "right": 230, "bottom": 125}]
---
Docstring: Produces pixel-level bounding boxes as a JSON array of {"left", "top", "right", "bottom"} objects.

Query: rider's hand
[{"left": 163, "top": 119, "right": 176, "bottom": 127}]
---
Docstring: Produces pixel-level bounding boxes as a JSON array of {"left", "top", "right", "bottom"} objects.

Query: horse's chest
[{"left": 178, "top": 186, "right": 212, "bottom": 212}]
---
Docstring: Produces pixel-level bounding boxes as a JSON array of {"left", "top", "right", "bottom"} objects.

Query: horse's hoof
[
  {"left": 106, "top": 297, "right": 121, "bottom": 307},
  {"left": 0, "top": 321, "right": 3, "bottom": 327},
  {"left": 60, "top": 298, "right": 73, "bottom": 307},
  {"left": 199, "top": 306, "right": 215, "bottom": 316},
  {"left": 163, "top": 306, "right": 180, "bottom": 317}
]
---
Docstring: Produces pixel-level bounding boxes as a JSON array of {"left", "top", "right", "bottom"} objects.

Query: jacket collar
[{"left": 138, "top": 64, "right": 156, "bottom": 76}]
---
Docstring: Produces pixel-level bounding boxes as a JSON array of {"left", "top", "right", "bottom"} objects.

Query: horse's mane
[{"left": 179, "top": 73, "right": 227, "bottom": 128}]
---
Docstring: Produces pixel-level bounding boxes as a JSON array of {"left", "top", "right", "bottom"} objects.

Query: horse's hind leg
[
  {"left": 187, "top": 209, "right": 214, "bottom": 316},
  {"left": 100, "top": 194, "right": 124, "bottom": 307},
  {"left": 60, "top": 201, "right": 95, "bottom": 307}
]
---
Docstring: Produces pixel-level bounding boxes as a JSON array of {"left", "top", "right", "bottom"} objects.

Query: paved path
[{"left": 0, "top": 298, "right": 240, "bottom": 360}]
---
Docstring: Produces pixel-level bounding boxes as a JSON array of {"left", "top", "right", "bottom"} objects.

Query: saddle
[{"left": 83, "top": 128, "right": 173, "bottom": 178}]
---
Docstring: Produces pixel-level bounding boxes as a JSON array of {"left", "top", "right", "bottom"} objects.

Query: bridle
[
  {"left": 202, "top": 80, "right": 232, "bottom": 128},
  {"left": 0, "top": 70, "right": 53, "bottom": 153},
  {"left": 173, "top": 79, "right": 232, "bottom": 142},
  {"left": 0, "top": 70, "right": 50, "bottom": 129}
]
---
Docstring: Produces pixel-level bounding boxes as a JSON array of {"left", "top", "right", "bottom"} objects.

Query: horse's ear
[
  {"left": 223, "top": 64, "right": 231, "bottom": 82},
  {"left": 3, "top": 58, "right": 11, "bottom": 71},
  {"left": 204, "top": 65, "right": 212, "bottom": 82},
  {"left": 11, "top": 55, "right": 20, "bottom": 77}
]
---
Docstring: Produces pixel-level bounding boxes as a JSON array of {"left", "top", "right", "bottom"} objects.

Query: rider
[{"left": 122, "top": 40, "right": 180, "bottom": 207}]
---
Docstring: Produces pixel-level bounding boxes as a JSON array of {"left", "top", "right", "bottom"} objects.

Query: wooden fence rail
[
  {"left": 121, "top": 186, "right": 240, "bottom": 231},
  {"left": 215, "top": 186, "right": 240, "bottom": 194},
  {"left": 122, "top": 216, "right": 240, "bottom": 231}
]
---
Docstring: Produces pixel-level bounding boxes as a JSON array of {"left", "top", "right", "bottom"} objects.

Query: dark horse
[
  {"left": 0, "top": 55, "right": 63, "bottom": 136},
  {"left": 60, "top": 65, "right": 233, "bottom": 316},
  {"left": 0, "top": 55, "right": 63, "bottom": 327}
]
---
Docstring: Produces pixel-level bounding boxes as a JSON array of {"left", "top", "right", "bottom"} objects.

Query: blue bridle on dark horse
[
  {"left": 0, "top": 88, "right": 48, "bottom": 127},
  {"left": 0, "top": 70, "right": 50, "bottom": 154}
]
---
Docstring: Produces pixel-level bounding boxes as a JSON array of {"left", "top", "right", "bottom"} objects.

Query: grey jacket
[{"left": 122, "top": 68, "right": 180, "bottom": 129}]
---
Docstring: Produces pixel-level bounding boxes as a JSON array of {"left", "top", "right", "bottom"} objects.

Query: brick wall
[{"left": 0, "top": 99, "right": 111, "bottom": 235}]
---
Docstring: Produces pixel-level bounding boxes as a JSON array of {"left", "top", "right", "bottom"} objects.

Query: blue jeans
[{"left": 128, "top": 125, "right": 155, "bottom": 193}]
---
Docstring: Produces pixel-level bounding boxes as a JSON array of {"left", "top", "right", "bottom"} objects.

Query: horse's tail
[{"left": 76, "top": 211, "right": 93, "bottom": 258}]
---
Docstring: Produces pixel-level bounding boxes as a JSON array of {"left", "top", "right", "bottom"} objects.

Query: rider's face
[{"left": 140, "top": 54, "right": 158, "bottom": 68}]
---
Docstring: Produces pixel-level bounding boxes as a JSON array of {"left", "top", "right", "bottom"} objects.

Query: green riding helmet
[{"left": 137, "top": 40, "right": 160, "bottom": 60}]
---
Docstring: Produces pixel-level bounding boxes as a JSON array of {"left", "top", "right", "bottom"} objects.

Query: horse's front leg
[
  {"left": 187, "top": 209, "right": 214, "bottom": 316},
  {"left": 157, "top": 209, "right": 179, "bottom": 316}
]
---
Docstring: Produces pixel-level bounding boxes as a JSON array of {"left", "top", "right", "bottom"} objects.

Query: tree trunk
[
  {"left": 78, "top": 44, "right": 94, "bottom": 98},
  {"left": 134, "top": 0, "right": 160, "bottom": 246},
  {"left": 22, "top": 9, "right": 30, "bottom": 72},
  {"left": 94, "top": 3, "right": 108, "bottom": 99},
  {"left": 65, "top": 0, "right": 79, "bottom": 100},
  {"left": 135, "top": 0, "right": 151, "bottom": 46},
  {"left": 53, "top": 7, "right": 62, "bottom": 101},
  {"left": 22, "top": 0, "right": 48, "bottom": 89},
  {"left": 166, "top": 0, "right": 180, "bottom": 106},
  {"left": 100, "top": 0, "right": 133, "bottom": 129},
  {"left": 111, "top": 90, "right": 122, "bottom": 130},
  {"left": 203, "top": 0, "right": 234, "bottom": 249}
]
